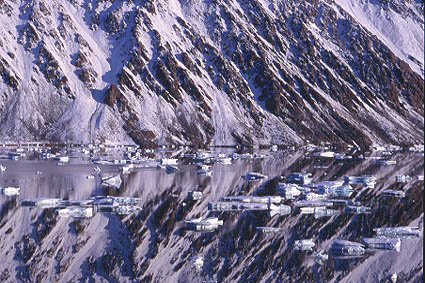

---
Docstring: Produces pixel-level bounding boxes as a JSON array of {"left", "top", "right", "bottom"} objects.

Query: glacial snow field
[
  {"left": 0, "top": 0, "right": 423, "bottom": 146},
  {"left": 335, "top": 0, "right": 424, "bottom": 75},
  {"left": 0, "top": 145, "right": 423, "bottom": 282}
]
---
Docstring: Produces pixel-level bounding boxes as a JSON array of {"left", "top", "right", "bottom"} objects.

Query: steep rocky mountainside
[{"left": 0, "top": 0, "right": 423, "bottom": 146}]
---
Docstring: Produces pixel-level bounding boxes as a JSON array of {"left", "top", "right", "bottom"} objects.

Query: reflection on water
[
  {"left": 0, "top": 146, "right": 423, "bottom": 281},
  {"left": 0, "top": 149, "right": 305, "bottom": 202}
]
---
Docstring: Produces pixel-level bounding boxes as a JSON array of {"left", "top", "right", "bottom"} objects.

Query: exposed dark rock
[
  {"left": 74, "top": 51, "right": 88, "bottom": 68},
  {"left": 78, "top": 67, "right": 98, "bottom": 87},
  {"left": 104, "top": 84, "right": 122, "bottom": 107}
]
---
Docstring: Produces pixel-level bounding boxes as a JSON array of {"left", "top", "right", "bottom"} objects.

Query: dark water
[
  {"left": 0, "top": 147, "right": 423, "bottom": 218},
  {"left": 0, "top": 146, "right": 423, "bottom": 282}
]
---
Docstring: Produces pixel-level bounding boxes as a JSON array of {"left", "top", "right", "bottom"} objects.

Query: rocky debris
[
  {"left": 17, "top": 22, "right": 40, "bottom": 51},
  {"left": 36, "top": 42, "right": 71, "bottom": 94},
  {"left": 74, "top": 51, "right": 88, "bottom": 68},
  {"left": 105, "top": 5, "right": 127, "bottom": 36},
  {"left": 72, "top": 50, "right": 98, "bottom": 88},
  {"left": 0, "top": 0, "right": 13, "bottom": 17},
  {"left": 78, "top": 67, "right": 98, "bottom": 88},
  {"left": 104, "top": 84, "right": 122, "bottom": 107},
  {"left": 0, "top": 57, "right": 20, "bottom": 90}
]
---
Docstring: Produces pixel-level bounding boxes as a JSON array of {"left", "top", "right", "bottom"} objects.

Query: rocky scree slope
[{"left": 0, "top": 0, "right": 423, "bottom": 146}]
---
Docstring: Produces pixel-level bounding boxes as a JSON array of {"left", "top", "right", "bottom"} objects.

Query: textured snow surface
[{"left": 335, "top": 0, "right": 424, "bottom": 74}]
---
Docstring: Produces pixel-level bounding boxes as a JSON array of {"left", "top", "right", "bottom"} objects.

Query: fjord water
[{"left": 0, "top": 148, "right": 423, "bottom": 282}]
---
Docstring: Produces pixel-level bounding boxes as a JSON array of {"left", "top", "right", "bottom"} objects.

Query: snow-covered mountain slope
[
  {"left": 0, "top": 0, "right": 423, "bottom": 146},
  {"left": 335, "top": 0, "right": 424, "bottom": 75}
]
